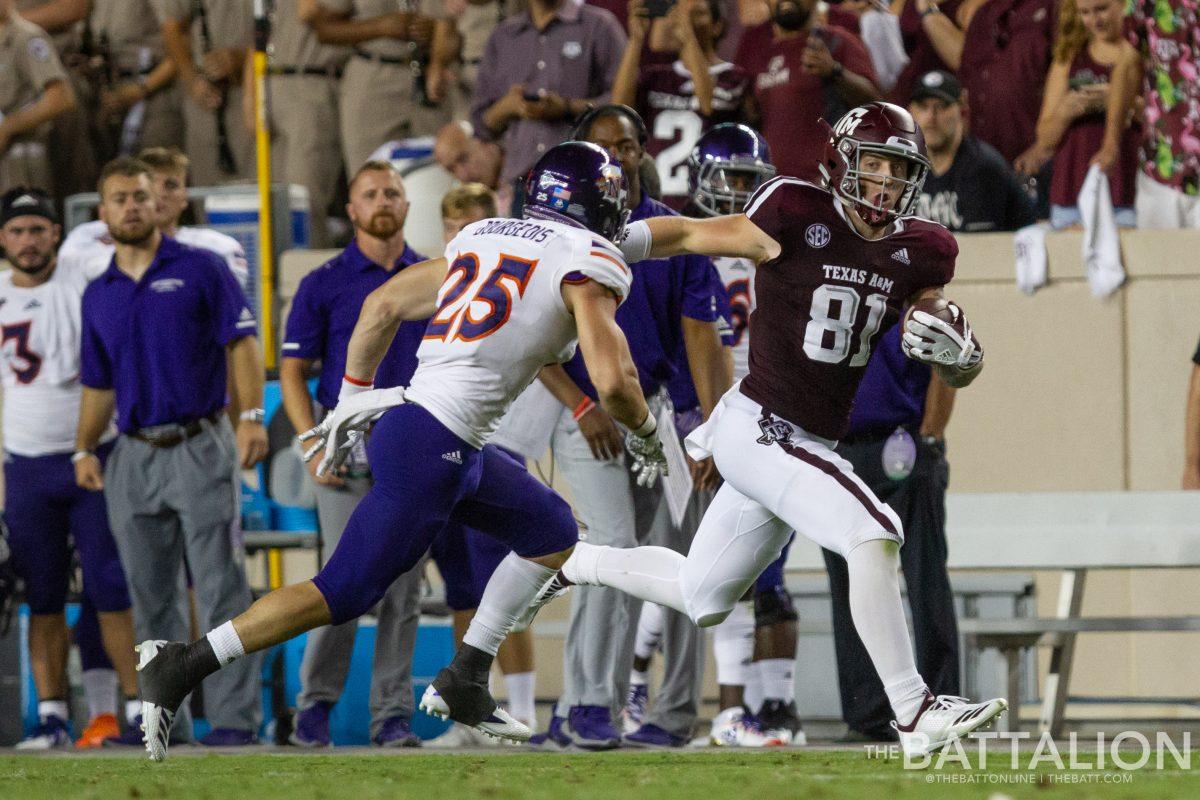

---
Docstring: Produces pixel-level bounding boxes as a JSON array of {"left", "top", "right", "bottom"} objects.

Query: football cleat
[
  {"left": 425, "top": 721, "right": 502, "bottom": 749},
  {"left": 75, "top": 714, "right": 120, "bottom": 749},
  {"left": 892, "top": 694, "right": 1008, "bottom": 757},
  {"left": 419, "top": 684, "right": 529, "bottom": 743},
  {"left": 512, "top": 571, "right": 570, "bottom": 632},
  {"left": 136, "top": 640, "right": 191, "bottom": 762},
  {"left": 758, "top": 699, "right": 807, "bottom": 746},
  {"left": 15, "top": 715, "right": 72, "bottom": 750},
  {"left": 708, "top": 707, "right": 784, "bottom": 748},
  {"left": 619, "top": 683, "right": 648, "bottom": 736}
]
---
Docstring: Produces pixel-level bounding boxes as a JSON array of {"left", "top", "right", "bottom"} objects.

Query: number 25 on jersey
[{"left": 425, "top": 253, "right": 539, "bottom": 342}]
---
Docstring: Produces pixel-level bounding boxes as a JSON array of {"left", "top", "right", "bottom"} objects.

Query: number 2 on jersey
[
  {"left": 425, "top": 253, "right": 539, "bottom": 342},
  {"left": 803, "top": 284, "right": 888, "bottom": 366}
]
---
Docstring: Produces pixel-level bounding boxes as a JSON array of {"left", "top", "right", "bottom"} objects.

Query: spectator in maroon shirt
[
  {"left": 1013, "top": 0, "right": 1140, "bottom": 229},
  {"left": 888, "top": 0, "right": 963, "bottom": 104},
  {"left": 915, "top": 0, "right": 1056, "bottom": 169},
  {"left": 736, "top": 0, "right": 880, "bottom": 181}
]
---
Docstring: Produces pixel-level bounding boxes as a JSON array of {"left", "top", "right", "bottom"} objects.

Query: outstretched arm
[
  {"left": 621, "top": 214, "right": 781, "bottom": 265},
  {"left": 343, "top": 257, "right": 447, "bottom": 383},
  {"left": 565, "top": 280, "right": 650, "bottom": 431}
]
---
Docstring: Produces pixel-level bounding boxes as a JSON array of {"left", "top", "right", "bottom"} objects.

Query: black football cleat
[
  {"left": 419, "top": 649, "right": 530, "bottom": 743},
  {"left": 136, "top": 640, "right": 197, "bottom": 762}
]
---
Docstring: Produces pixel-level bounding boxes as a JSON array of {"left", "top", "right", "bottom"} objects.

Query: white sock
[
  {"left": 82, "top": 669, "right": 118, "bottom": 720},
  {"left": 633, "top": 602, "right": 665, "bottom": 661},
  {"left": 845, "top": 540, "right": 928, "bottom": 724},
  {"left": 563, "top": 541, "right": 687, "bottom": 613},
  {"left": 464, "top": 554, "right": 555, "bottom": 656},
  {"left": 713, "top": 601, "right": 754, "bottom": 687},
  {"left": 744, "top": 661, "right": 764, "bottom": 714},
  {"left": 207, "top": 621, "right": 246, "bottom": 667},
  {"left": 504, "top": 671, "right": 536, "bottom": 724},
  {"left": 125, "top": 698, "right": 141, "bottom": 725},
  {"left": 38, "top": 699, "right": 69, "bottom": 722},
  {"left": 629, "top": 668, "right": 649, "bottom": 687},
  {"left": 758, "top": 658, "right": 796, "bottom": 703}
]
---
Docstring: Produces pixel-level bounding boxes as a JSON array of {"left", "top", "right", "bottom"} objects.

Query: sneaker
[
  {"left": 289, "top": 702, "right": 332, "bottom": 748},
  {"left": 512, "top": 572, "right": 570, "bottom": 632},
  {"left": 893, "top": 694, "right": 1007, "bottom": 757},
  {"left": 708, "top": 707, "right": 784, "bottom": 747},
  {"left": 758, "top": 699, "right": 807, "bottom": 746},
  {"left": 136, "top": 640, "right": 194, "bottom": 762},
  {"left": 198, "top": 728, "right": 257, "bottom": 746},
  {"left": 619, "top": 683, "right": 648, "bottom": 736},
  {"left": 104, "top": 714, "right": 147, "bottom": 747},
  {"left": 425, "top": 721, "right": 501, "bottom": 749},
  {"left": 527, "top": 715, "right": 570, "bottom": 750},
  {"left": 419, "top": 680, "right": 529, "bottom": 744},
  {"left": 623, "top": 723, "right": 687, "bottom": 748},
  {"left": 76, "top": 714, "right": 120, "bottom": 749},
  {"left": 15, "top": 715, "right": 72, "bottom": 750},
  {"left": 564, "top": 705, "right": 621, "bottom": 750},
  {"left": 373, "top": 716, "right": 421, "bottom": 747}
]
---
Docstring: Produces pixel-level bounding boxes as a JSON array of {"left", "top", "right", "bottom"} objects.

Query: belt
[
  {"left": 353, "top": 48, "right": 411, "bottom": 66},
  {"left": 130, "top": 412, "right": 221, "bottom": 448},
  {"left": 269, "top": 65, "right": 344, "bottom": 79}
]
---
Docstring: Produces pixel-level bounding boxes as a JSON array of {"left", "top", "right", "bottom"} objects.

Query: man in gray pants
[
  {"left": 74, "top": 158, "right": 268, "bottom": 745},
  {"left": 277, "top": 161, "right": 427, "bottom": 746}
]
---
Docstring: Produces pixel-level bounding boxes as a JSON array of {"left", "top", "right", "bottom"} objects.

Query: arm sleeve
[
  {"left": 18, "top": 29, "right": 69, "bottom": 92},
  {"left": 680, "top": 255, "right": 720, "bottom": 321},
  {"left": 207, "top": 255, "right": 258, "bottom": 345},
  {"left": 921, "top": 227, "right": 958, "bottom": 287},
  {"left": 561, "top": 235, "right": 632, "bottom": 303},
  {"left": 282, "top": 273, "right": 328, "bottom": 361},
  {"left": 79, "top": 297, "right": 113, "bottom": 390},
  {"left": 742, "top": 176, "right": 792, "bottom": 244}
]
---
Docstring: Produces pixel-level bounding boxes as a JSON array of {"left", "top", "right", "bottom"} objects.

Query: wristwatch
[{"left": 239, "top": 408, "right": 266, "bottom": 424}]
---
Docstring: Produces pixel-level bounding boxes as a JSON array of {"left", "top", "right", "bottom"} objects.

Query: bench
[{"left": 785, "top": 491, "right": 1200, "bottom": 735}]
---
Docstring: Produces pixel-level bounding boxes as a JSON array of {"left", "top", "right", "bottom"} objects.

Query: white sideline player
[{"left": 133, "top": 142, "right": 670, "bottom": 761}]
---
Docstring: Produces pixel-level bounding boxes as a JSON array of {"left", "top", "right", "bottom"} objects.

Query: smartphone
[{"left": 645, "top": 0, "right": 675, "bottom": 18}]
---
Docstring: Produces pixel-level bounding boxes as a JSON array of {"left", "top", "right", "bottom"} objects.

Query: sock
[
  {"left": 744, "top": 662, "right": 764, "bottom": 714},
  {"left": 563, "top": 541, "right": 687, "bottom": 614},
  {"left": 845, "top": 540, "right": 928, "bottom": 725},
  {"left": 82, "top": 669, "right": 118, "bottom": 720},
  {"left": 206, "top": 621, "right": 246, "bottom": 667},
  {"left": 713, "top": 601, "right": 754, "bottom": 688},
  {"left": 758, "top": 658, "right": 795, "bottom": 704},
  {"left": 629, "top": 668, "right": 649, "bottom": 687},
  {"left": 463, "top": 554, "right": 555, "bottom": 657},
  {"left": 633, "top": 602, "right": 665, "bottom": 661},
  {"left": 124, "top": 698, "right": 141, "bottom": 725},
  {"left": 38, "top": 699, "right": 69, "bottom": 722},
  {"left": 504, "top": 671, "right": 536, "bottom": 725}
]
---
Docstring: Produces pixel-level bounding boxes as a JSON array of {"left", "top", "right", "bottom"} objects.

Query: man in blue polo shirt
[
  {"left": 530, "top": 105, "right": 732, "bottom": 750},
  {"left": 278, "top": 160, "right": 426, "bottom": 748},
  {"left": 821, "top": 323, "right": 960, "bottom": 742},
  {"left": 73, "top": 157, "right": 268, "bottom": 746}
]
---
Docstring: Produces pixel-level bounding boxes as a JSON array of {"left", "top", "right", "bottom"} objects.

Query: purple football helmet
[
  {"left": 686, "top": 123, "right": 776, "bottom": 217},
  {"left": 523, "top": 141, "right": 628, "bottom": 242}
]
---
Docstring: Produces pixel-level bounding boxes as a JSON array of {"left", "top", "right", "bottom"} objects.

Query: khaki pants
[
  {"left": 268, "top": 74, "right": 342, "bottom": 248},
  {"left": 338, "top": 56, "right": 450, "bottom": 173}
]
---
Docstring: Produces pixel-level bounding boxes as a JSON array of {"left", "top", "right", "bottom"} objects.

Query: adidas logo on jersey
[
  {"left": 441, "top": 450, "right": 463, "bottom": 464},
  {"left": 891, "top": 248, "right": 911, "bottom": 265}
]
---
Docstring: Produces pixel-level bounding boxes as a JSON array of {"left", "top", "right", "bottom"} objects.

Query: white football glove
[
  {"left": 626, "top": 431, "right": 669, "bottom": 488},
  {"left": 901, "top": 305, "right": 982, "bottom": 370},
  {"left": 298, "top": 386, "right": 406, "bottom": 477}
]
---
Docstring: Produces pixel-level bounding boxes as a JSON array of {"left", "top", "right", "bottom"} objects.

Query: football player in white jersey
[
  {"left": 59, "top": 148, "right": 250, "bottom": 292},
  {"left": 134, "top": 142, "right": 670, "bottom": 762},
  {"left": 0, "top": 189, "right": 140, "bottom": 748}
]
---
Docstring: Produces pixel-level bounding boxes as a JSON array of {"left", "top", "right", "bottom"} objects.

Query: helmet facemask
[
  {"left": 692, "top": 158, "right": 778, "bottom": 217},
  {"left": 822, "top": 138, "right": 930, "bottom": 228}
]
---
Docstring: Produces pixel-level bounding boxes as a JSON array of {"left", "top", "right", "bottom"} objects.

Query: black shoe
[
  {"left": 419, "top": 646, "right": 529, "bottom": 743},
  {"left": 836, "top": 727, "right": 898, "bottom": 744},
  {"left": 758, "top": 700, "right": 807, "bottom": 746},
  {"left": 137, "top": 639, "right": 211, "bottom": 762}
]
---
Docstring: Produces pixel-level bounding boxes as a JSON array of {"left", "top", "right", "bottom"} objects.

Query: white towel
[
  {"left": 1013, "top": 222, "right": 1050, "bottom": 294},
  {"left": 859, "top": 10, "right": 909, "bottom": 93},
  {"left": 1078, "top": 164, "right": 1126, "bottom": 297}
]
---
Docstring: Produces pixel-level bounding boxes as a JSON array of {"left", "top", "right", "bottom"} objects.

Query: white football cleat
[
  {"left": 424, "top": 722, "right": 503, "bottom": 749},
  {"left": 708, "top": 707, "right": 785, "bottom": 748},
  {"left": 893, "top": 694, "right": 1008, "bottom": 757},
  {"left": 419, "top": 685, "right": 531, "bottom": 744},
  {"left": 136, "top": 640, "right": 176, "bottom": 763}
]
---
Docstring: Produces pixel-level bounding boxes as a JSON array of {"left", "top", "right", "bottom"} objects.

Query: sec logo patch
[{"left": 805, "top": 223, "right": 830, "bottom": 249}]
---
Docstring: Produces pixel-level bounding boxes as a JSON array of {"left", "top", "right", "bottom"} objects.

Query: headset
[{"left": 570, "top": 103, "right": 648, "bottom": 146}]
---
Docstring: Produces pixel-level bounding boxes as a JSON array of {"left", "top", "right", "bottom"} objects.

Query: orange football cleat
[{"left": 75, "top": 713, "right": 120, "bottom": 749}]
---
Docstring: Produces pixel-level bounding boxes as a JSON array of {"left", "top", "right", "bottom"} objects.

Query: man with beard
[
  {"left": 0, "top": 188, "right": 140, "bottom": 749},
  {"left": 73, "top": 157, "right": 268, "bottom": 747},
  {"left": 735, "top": 0, "right": 879, "bottom": 182},
  {"left": 278, "top": 161, "right": 427, "bottom": 748}
]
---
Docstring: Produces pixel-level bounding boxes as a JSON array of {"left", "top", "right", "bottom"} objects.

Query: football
[{"left": 903, "top": 296, "right": 962, "bottom": 333}]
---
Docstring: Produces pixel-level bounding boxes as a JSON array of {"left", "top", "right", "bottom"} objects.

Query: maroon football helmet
[{"left": 817, "top": 101, "right": 931, "bottom": 228}]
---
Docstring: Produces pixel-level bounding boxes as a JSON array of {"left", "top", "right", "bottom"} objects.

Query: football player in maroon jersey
[{"left": 532, "top": 101, "right": 1004, "bottom": 757}]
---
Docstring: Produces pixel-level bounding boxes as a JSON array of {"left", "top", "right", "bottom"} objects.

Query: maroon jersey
[
  {"left": 637, "top": 60, "right": 752, "bottom": 209},
  {"left": 739, "top": 177, "right": 957, "bottom": 440}
]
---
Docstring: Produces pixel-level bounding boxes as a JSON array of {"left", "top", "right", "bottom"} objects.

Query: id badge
[{"left": 882, "top": 427, "right": 916, "bottom": 481}]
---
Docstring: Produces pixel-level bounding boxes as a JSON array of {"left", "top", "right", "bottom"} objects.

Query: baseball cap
[
  {"left": 911, "top": 70, "right": 962, "bottom": 104},
  {"left": 0, "top": 187, "right": 59, "bottom": 227}
]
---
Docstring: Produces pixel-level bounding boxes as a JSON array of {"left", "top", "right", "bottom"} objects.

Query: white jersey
[
  {"left": 59, "top": 220, "right": 251, "bottom": 292},
  {"left": 714, "top": 255, "right": 756, "bottom": 381},
  {"left": 406, "top": 217, "right": 632, "bottom": 449},
  {"left": 0, "top": 257, "right": 116, "bottom": 456}
]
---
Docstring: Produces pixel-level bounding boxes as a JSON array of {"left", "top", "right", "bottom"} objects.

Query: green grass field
[{"left": 1, "top": 749, "right": 1197, "bottom": 800}]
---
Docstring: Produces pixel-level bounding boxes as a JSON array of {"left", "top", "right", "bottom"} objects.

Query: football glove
[
  {"left": 626, "top": 431, "right": 669, "bottom": 488},
  {"left": 902, "top": 305, "right": 983, "bottom": 370},
  {"left": 298, "top": 386, "right": 406, "bottom": 477},
  {"left": 0, "top": 516, "right": 17, "bottom": 636}
]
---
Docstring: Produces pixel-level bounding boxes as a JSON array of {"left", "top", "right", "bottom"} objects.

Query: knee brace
[{"left": 754, "top": 584, "right": 798, "bottom": 628}]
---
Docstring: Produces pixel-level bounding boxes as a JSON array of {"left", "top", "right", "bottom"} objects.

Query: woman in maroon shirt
[{"left": 1014, "top": 0, "right": 1141, "bottom": 227}]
